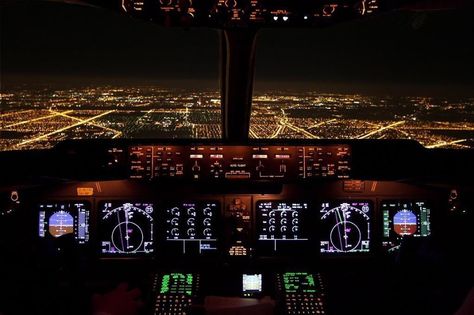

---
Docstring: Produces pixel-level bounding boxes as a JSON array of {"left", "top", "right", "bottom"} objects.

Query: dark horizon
[
  {"left": 2, "top": 73, "right": 473, "bottom": 98},
  {"left": 1, "top": 1, "right": 473, "bottom": 97}
]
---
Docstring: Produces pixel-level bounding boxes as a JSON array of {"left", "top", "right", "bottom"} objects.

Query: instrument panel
[
  {"left": 118, "top": 0, "right": 382, "bottom": 28},
  {"left": 1, "top": 140, "right": 471, "bottom": 315},
  {"left": 128, "top": 144, "right": 351, "bottom": 181},
  {"left": 31, "top": 184, "right": 438, "bottom": 260}
]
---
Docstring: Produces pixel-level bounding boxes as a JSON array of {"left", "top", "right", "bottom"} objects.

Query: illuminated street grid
[
  {"left": 0, "top": 87, "right": 222, "bottom": 151},
  {"left": 1, "top": 86, "right": 473, "bottom": 151},
  {"left": 250, "top": 91, "right": 474, "bottom": 149}
]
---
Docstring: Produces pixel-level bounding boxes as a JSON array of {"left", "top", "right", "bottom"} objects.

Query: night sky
[{"left": 1, "top": 1, "right": 473, "bottom": 95}]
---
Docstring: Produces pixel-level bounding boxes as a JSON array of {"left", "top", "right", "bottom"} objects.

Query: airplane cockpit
[{"left": 0, "top": 1, "right": 473, "bottom": 315}]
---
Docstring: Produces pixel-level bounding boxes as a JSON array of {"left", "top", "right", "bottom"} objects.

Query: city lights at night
[{"left": 1, "top": 86, "right": 472, "bottom": 151}]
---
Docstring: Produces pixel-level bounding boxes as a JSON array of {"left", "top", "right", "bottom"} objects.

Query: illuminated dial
[
  {"left": 171, "top": 207, "right": 180, "bottom": 217},
  {"left": 100, "top": 202, "right": 154, "bottom": 255},
  {"left": 187, "top": 228, "right": 196, "bottom": 237},
  {"left": 171, "top": 228, "right": 180, "bottom": 237},
  {"left": 203, "top": 228, "right": 212, "bottom": 237},
  {"left": 203, "top": 218, "right": 212, "bottom": 226},
  {"left": 171, "top": 217, "right": 180, "bottom": 226},
  {"left": 187, "top": 207, "right": 196, "bottom": 217},
  {"left": 320, "top": 201, "right": 371, "bottom": 253},
  {"left": 203, "top": 207, "right": 213, "bottom": 216}
]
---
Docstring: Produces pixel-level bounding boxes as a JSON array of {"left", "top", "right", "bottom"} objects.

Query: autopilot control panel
[{"left": 128, "top": 144, "right": 351, "bottom": 180}]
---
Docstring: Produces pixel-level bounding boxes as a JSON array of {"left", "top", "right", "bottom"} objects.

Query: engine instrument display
[
  {"left": 38, "top": 202, "right": 90, "bottom": 244},
  {"left": 256, "top": 201, "right": 310, "bottom": 254},
  {"left": 99, "top": 202, "right": 154, "bottom": 256},
  {"left": 164, "top": 201, "right": 219, "bottom": 255},
  {"left": 320, "top": 201, "right": 371, "bottom": 253},
  {"left": 382, "top": 200, "right": 431, "bottom": 252}
]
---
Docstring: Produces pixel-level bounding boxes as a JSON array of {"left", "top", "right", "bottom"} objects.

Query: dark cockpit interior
[{"left": 0, "top": 1, "right": 473, "bottom": 315}]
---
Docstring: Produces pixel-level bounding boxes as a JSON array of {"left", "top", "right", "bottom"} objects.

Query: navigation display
[
  {"left": 38, "top": 202, "right": 90, "bottom": 244},
  {"left": 256, "top": 201, "right": 311, "bottom": 255},
  {"left": 164, "top": 201, "right": 219, "bottom": 255},
  {"left": 320, "top": 201, "right": 372, "bottom": 253},
  {"left": 382, "top": 200, "right": 431, "bottom": 252},
  {"left": 99, "top": 201, "right": 154, "bottom": 256}
]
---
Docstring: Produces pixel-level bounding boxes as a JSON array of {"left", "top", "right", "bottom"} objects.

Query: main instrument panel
[
  {"left": 32, "top": 185, "right": 436, "bottom": 259},
  {"left": 0, "top": 140, "right": 471, "bottom": 315}
]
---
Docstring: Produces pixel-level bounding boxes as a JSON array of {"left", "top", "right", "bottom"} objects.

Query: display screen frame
[
  {"left": 381, "top": 200, "right": 432, "bottom": 253},
  {"left": 319, "top": 199, "right": 373, "bottom": 255},
  {"left": 242, "top": 273, "right": 263, "bottom": 297},
  {"left": 158, "top": 272, "right": 197, "bottom": 297},
  {"left": 279, "top": 272, "right": 320, "bottom": 294},
  {"left": 38, "top": 200, "right": 91, "bottom": 245},
  {"left": 254, "top": 199, "right": 317, "bottom": 257},
  {"left": 160, "top": 200, "right": 222, "bottom": 256},
  {"left": 97, "top": 200, "right": 156, "bottom": 258}
]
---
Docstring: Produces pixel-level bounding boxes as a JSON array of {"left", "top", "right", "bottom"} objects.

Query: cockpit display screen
[
  {"left": 99, "top": 201, "right": 154, "bottom": 256},
  {"left": 280, "top": 272, "right": 318, "bottom": 294},
  {"left": 320, "top": 201, "right": 372, "bottom": 253},
  {"left": 242, "top": 274, "right": 263, "bottom": 297},
  {"left": 164, "top": 201, "right": 219, "bottom": 255},
  {"left": 159, "top": 273, "right": 195, "bottom": 296},
  {"left": 38, "top": 202, "right": 90, "bottom": 244},
  {"left": 256, "top": 201, "right": 310, "bottom": 255},
  {"left": 382, "top": 200, "right": 431, "bottom": 252}
]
